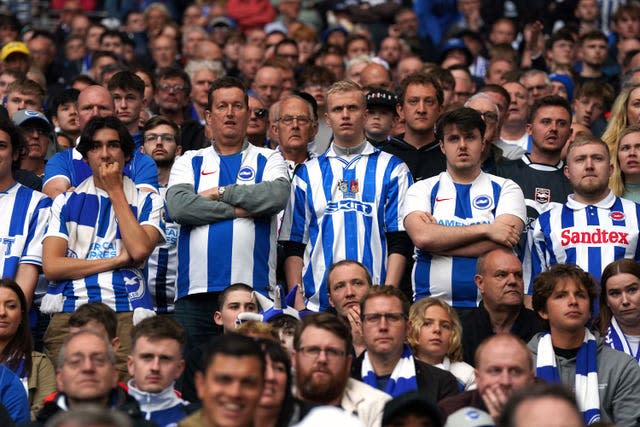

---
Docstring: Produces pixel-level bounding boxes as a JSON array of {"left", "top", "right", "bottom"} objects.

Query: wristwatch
[{"left": 217, "top": 185, "right": 226, "bottom": 201}]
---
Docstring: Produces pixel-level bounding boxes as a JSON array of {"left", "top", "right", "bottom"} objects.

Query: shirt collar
[{"left": 566, "top": 189, "right": 616, "bottom": 210}]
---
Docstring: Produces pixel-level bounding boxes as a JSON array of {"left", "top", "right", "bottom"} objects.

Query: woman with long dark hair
[{"left": 0, "top": 279, "right": 55, "bottom": 417}]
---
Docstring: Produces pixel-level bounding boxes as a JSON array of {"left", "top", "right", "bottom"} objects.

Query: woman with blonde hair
[
  {"left": 609, "top": 125, "right": 640, "bottom": 201},
  {"left": 602, "top": 84, "right": 640, "bottom": 156},
  {"left": 408, "top": 297, "right": 476, "bottom": 391}
]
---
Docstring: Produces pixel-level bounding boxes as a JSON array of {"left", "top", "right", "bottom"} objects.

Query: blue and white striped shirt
[
  {"left": 524, "top": 191, "right": 640, "bottom": 293},
  {"left": 279, "top": 142, "right": 412, "bottom": 311},
  {"left": 45, "top": 178, "right": 165, "bottom": 312},
  {"left": 0, "top": 183, "right": 50, "bottom": 278},
  {"left": 403, "top": 171, "right": 526, "bottom": 308},
  {"left": 143, "top": 186, "right": 178, "bottom": 313},
  {"left": 168, "top": 144, "right": 288, "bottom": 298}
]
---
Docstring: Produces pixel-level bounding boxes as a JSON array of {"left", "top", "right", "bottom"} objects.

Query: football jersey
[
  {"left": 44, "top": 147, "right": 159, "bottom": 191},
  {"left": 524, "top": 191, "right": 640, "bottom": 293},
  {"left": 0, "top": 183, "right": 50, "bottom": 278},
  {"left": 403, "top": 171, "right": 526, "bottom": 308},
  {"left": 279, "top": 142, "right": 412, "bottom": 311},
  {"left": 142, "top": 186, "right": 178, "bottom": 313},
  {"left": 45, "top": 178, "right": 165, "bottom": 312},
  {"left": 168, "top": 144, "right": 288, "bottom": 298}
]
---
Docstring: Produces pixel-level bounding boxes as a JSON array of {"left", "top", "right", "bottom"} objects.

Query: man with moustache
[{"left": 293, "top": 313, "right": 391, "bottom": 427}]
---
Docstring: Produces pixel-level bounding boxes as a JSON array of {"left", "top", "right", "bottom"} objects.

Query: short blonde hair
[
  {"left": 408, "top": 297, "right": 463, "bottom": 362},
  {"left": 327, "top": 80, "right": 365, "bottom": 106}
]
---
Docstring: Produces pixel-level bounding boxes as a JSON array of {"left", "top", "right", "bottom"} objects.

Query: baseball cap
[
  {"left": 444, "top": 407, "right": 494, "bottom": 427},
  {"left": 12, "top": 110, "right": 52, "bottom": 131},
  {"left": 382, "top": 392, "right": 443, "bottom": 427},
  {"left": 366, "top": 89, "right": 398, "bottom": 111},
  {"left": 1, "top": 41, "right": 30, "bottom": 61}
]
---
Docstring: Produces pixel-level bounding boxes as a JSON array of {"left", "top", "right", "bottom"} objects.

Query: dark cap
[
  {"left": 441, "top": 38, "right": 473, "bottom": 65},
  {"left": 366, "top": 89, "right": 398, "bottom": 111},
  {"left": 382, "top": 392, "right": 443, "bottom": 427},
  {"left": 12, "top": 110, "right": 52, "bottom": 131}
]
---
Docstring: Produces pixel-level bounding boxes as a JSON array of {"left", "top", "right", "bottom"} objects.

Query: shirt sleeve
[
  {"left": 131, "top": 151, "right": 160, "bottom": 192},
  {"left": 495, "top": 178, "right": 526, "bottom": 223},
  {"left": 20, "top": 196, "right": 52, "bottom": 266},
  {"left": 43, "top": 149, "right": 72, "bottom": 187},
  {"left": 278, "top": 164, "right": 310, "bottom": 245},
  {"left": 384, "top": 160, "right": 413, "bottom": 232}
]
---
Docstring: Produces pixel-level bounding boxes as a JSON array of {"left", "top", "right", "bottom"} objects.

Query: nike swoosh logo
[
  {"left": 435, "top": 197, "right": 453, "bottom": 202},
  {"left": 201, "top": 170, "right": 217, "bottom": 175}
]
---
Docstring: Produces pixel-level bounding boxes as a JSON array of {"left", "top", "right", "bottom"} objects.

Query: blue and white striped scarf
[
  {"left": 605, "top": 317, "right": 640, "bottom": 363},
  {"left": 536, "top": 329, "right": 600, "bottom": 425},
  {"left": 361, "top": 344, "right": 417, "bottom": 397}
]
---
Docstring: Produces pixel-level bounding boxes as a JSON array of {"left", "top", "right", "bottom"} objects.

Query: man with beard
[
  {"left": 141, "top": 116, "right": 182, "bottom": 315},
  {"left": 524, "top": 135, "right": 640, "bottom": 293},
  {"left": 293, "top": 313, "right": 391, "bottom": 427}
]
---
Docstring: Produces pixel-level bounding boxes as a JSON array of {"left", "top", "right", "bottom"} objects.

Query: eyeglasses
[
  {"left": 251, "top": 108, "right": 268, "bottom": 119},
  {"left": 480, "top": 111, "right": 499, "bottom": 123},
  {"left": 362, "top": 312, "right": 407, "bottom": 325},
  {"left": 64, "top": 353, "right": 110, "bottom": 368},
  {"left": 298, "top": 346, "right": 346, "bottom": 360},
  {"left": 144, "top": 133, "right": 176, "bottom": 143},
  {"left": 158, "top": 83, "right": 186, "bottom": 93},
  {"left": 278, "top": 115, "right": 312, "bottom": 126}
]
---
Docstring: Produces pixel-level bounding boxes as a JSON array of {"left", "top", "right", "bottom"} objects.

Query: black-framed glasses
[{"left": 251, "top": 108, "right": 268, "bottom": 119}]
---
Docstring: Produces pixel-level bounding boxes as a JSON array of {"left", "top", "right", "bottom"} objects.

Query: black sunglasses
[{"left": 252, "top": 108, "right": 268, "bottom": 119}]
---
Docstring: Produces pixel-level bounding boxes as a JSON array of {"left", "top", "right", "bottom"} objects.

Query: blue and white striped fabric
[
  {"left": 0, "top": 183, "right": 50, "bottom": 278},
  {"left": 279, "top": 142, "right": 412, "bottom": 311},
  {"left": 403, "top": 171, "right": 526, "bottom": 308},
  {"left": 43, "top": 176, "right": 165, "bottom": 313},
  {"left": 524, "top": 192, "right": 640, "bottom": 294},
  {"left": 44, "top": 147, "right": 159, "bottom": 192},
  {"left": 605, "top": 317, "right": 640, "bottom": 364},
  {"left": 536, "top": 330, "right": 601, "bottom": 425},
  {"left": 168, "top": 144, "right": 288, "bottom": 298},
  {"left": 361, "top": 344, "right": 417, "bottom": 397},
  {"left": 142, "top": 186, "right": 178, "bottom": 313}
]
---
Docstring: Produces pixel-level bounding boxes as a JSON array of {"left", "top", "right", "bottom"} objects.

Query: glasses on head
[
  {"left": 362, "top": 312, "right": 407, "bottom": 325},
  {"left": 480, "top": 111, "right": 499, "bottom": 123},
  {"left": 251, "top": 108, "right": 268, "bottom": 119},
  {"left": 64, "top": 353, "right": 110, "bottom": 369},
  {"left": 144, "top": 133, "right": 176, "bottom": 143},
  {"left": 158, "top": 83, "right": 186, "bottom": 93},
  {"left": 298, "top": 346, "right": 346, "bottom": 360},
  {"left": 278, "top": 115, "right": 312, "bottom": 126}
]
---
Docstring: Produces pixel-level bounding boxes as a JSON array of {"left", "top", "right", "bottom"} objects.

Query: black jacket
[
  {"left": 20, "top": 387, "right": 157, "bottom": 427},
  {"left": 460, "top": 301, "right": 545, "bottom": 366},
  {"left": 350, "top": 353, "right": 458, "bottom": 404}
]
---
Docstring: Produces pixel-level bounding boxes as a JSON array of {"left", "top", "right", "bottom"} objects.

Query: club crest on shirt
[
  {"left": 238, "top": 166, "right": 255, "bottom": 181},
  {"left": 472, "top": 195, "right": 493, "bottom": 210},
  {"left": 338, "top": 179, "right": 359, "bottom": 198},
  {"left": 535, "top": 187, "right": 551, "bottom": 204}
]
